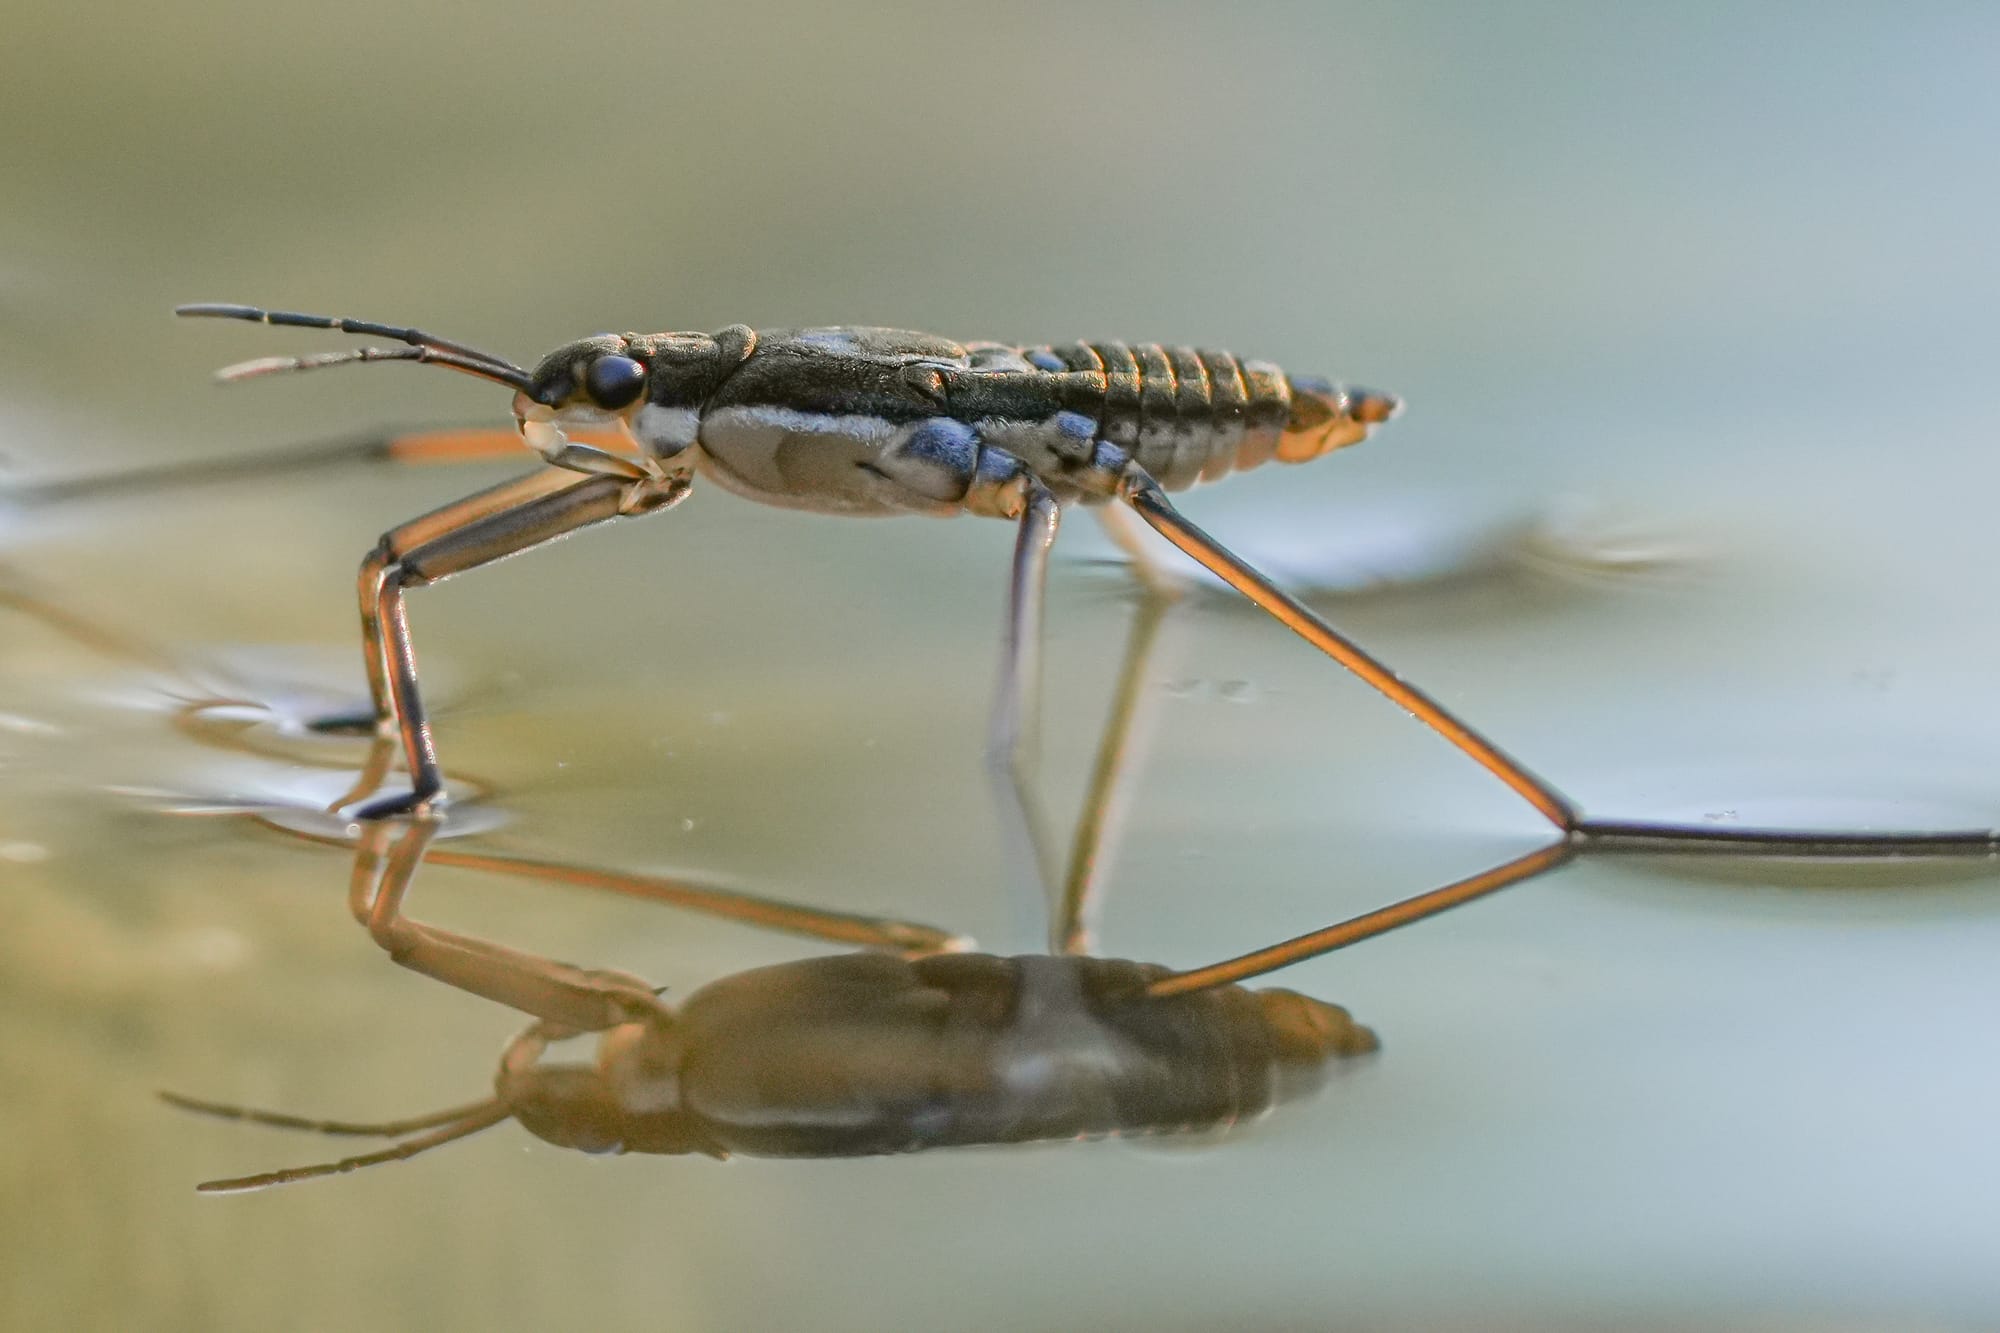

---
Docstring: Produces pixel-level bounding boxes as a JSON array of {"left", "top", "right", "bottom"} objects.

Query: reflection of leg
[
  {"left": 1097, "top": 501, "right": 1185, "bottom": 598},
  {"left": 248, "top": 814, "right": 971, "bottom": 955},
  {"left": 333, "top": 466, "right": 689, "bottom": 816},
  {"left": 13, "top": 433, "right": 408, "bottom": 505},
  {"left": 348, "top": 819, "right": 668, "bottom": 1033},
  {"left": 1146, "top": 840, "right": 1575, "bottom": 998},
  {"left": 0, "top": 575, "right": 171, "bottom": 668},
  {"left": 333, "top": 817, "right": 972, "bottom": 1029},
  {"left": 377, "top": 425, "right": 638, "bottom": 467},
  {"left": 1054, "top": 575, "right": 1179, "bottom": 956},
  {"left": 12, "top": 424, "right": 638, "bottom": 505},
  {"left": 987, "top": 480, "right": 1063, "bottom": 906},
  {"left": 421, "top": 846, "right": 971, "bottom": 956},
  {"left": 1118, "top": 470, "right": 1577, "bottom": 832}
]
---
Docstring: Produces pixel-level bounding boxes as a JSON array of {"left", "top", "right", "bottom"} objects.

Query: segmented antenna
[
  {"left": 211, "top": 345, "right": 535, "bottom": 391},
  {"left": 176, "top": 302, "right": 535, "bottom": 393},
  {"left": 160, "top": 1089, "right": 499, "bottom": 1137},
  {"left": 161, "top": 1089, "right": 511, "bottom": 1194}
]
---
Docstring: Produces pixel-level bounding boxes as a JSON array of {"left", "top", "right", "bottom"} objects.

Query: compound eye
[{"left": 584, "top": 354, "right": 647, "bottom": 410}]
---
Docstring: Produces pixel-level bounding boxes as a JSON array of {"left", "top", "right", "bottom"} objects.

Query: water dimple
[
  {"left": 132, "top": 767, "right": 509, "bottom": 843},
  {"left": 257, "top": 794, "right": 510, "bottom": 843},
  {"left": 1076, "top": 493, "right": 1704, "bottom": 602}
]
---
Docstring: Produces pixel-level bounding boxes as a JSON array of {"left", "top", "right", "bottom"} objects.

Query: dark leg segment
[
  {"left": 339, "top": 466, "right": 689, "bottom": 816},
  {"left": 1575, "top": 818, "right": 1998, "bottom": 856},
  {"left": 1119, "top": 470, "right": 1577, "bottom": 830},
  {"left": 1114, "top": 469, "right": 2000, "bottom": 857}
]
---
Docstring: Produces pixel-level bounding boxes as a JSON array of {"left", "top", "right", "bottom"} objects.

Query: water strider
[
  {"left": 174, "top": 303, "right": 2000, "bottom": 882},
  {"left": 169, "top": 304, "right": 1506, "bottom": 895},
  {"left": 75, "top": 302, "right": 2000, "bottom": 1193}
]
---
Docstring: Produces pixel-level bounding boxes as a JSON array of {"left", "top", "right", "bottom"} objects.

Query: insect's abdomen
[
  {"left": 942, "top": 954, "right": 1378, "bottom": 1148},
  {"left": 674, "top": 953, "right": 1376, "bottom": 1158},
  {"left": 1032, "top": 341, "right": 1399, "bottom": 492}
]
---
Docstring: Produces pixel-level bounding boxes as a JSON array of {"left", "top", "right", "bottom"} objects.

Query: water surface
[{"left": 5, "top": 4, "right": 2000, "bottom": 1328}]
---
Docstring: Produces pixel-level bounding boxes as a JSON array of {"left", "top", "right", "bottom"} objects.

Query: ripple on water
[{"left": 1075, "top": 493, "right": 1703, "bottom": 601}]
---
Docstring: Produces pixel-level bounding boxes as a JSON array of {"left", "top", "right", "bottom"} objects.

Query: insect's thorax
[
  {"left": 669, "top": 951, "right": 1374, "bottom": 1158},
  {"left": 657, "top": 327, "right": 1385, "bottom": 518}
]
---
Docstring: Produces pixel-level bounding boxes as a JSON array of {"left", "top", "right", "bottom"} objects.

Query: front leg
[{"left": 337, "top": 465, "right": 690, "bottom": 817}]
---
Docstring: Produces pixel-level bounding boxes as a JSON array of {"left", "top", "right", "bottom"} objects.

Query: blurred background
[{"left": 5, "top": 2, "right": 2000, "bottom": 1328}]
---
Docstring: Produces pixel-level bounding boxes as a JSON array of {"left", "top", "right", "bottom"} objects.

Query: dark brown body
[
  {"left": 532, "top": 326, "right": 1396, "bottom": 517},
  {"left": 958, "top": 340, "right": 1368, "bottom": 493},
  {"left": 662, "top": 952, "right": 1377, "bottom": 1158}
]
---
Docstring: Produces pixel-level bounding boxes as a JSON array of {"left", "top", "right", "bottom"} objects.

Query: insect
[
  {"left": 174, "top": 303, "right": 1583, "bottom": 886},
  {"left": 162, "top": 816, "right": 1580, "bottom": 1192},
  {"left": 175, "top": 303, "right": 2000, "bottom": 890}
]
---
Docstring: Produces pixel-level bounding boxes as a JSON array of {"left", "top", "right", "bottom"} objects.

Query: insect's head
[
  {"left": 159, "top": 1008, "right": 719, "bottom": 1192},
  {"left": 512, "top": 334, "right": 654, "bottom": 456},
  {"left": 521, "top": 335, "right": 650, "bottom": 417},
  {"left": 1276, "top": 378, "right": 1403, "bottom": 464},
  {"left": 495, "top": 1013, "right": 722, "bottom": 1158},
  {"left": 517, "top": 329, "right": 753, "bottom": 461},
  {"left": 174, "top": 302, "right": 703, "bottom": 462}
]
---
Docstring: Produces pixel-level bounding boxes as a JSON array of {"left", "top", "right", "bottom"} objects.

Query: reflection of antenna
[{"left": 159, "top": 1090, "right": 509, "bottom": 1193}]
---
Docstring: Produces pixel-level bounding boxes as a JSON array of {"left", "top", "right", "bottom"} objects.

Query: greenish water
[{"left": 5, "top": 4, "right": 2000, "bottom": 1328}]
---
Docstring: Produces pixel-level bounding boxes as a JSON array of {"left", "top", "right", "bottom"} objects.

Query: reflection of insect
[
  {"left": 166, "top": 819, "right": 1576, "bottom": 1192},
  {"left": 153, "top": 577, "right": 1569, "bottom": 1191},
  {"left": 154, "top": 519, "right": 1995, "bottom": 1190}
]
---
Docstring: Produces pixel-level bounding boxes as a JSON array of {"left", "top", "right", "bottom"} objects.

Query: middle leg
[{"left": 986, "top": 473, "right": 1064, "bottom": 911}]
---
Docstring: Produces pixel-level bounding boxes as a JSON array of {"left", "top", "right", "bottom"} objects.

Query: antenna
[
  {"left": 176, "top": 303, "right": 536, "bottom": 393},
  {"left": 161, "top": 1089, "right": 511, "bottom": 1193}
]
